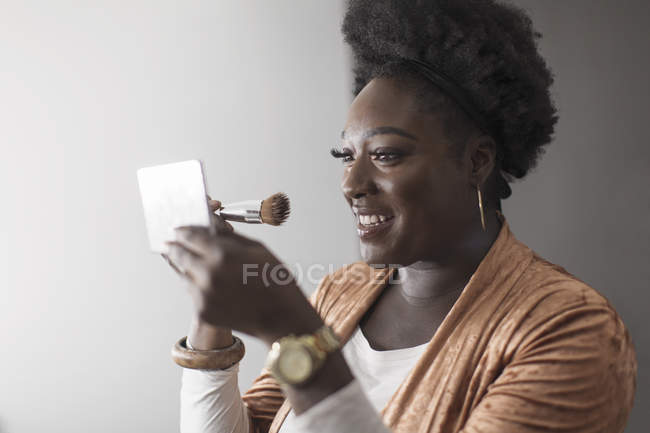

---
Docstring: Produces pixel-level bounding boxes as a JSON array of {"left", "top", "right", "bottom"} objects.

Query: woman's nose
[{"left": 341, "top": 158, "right": 379, "bottom": 200}]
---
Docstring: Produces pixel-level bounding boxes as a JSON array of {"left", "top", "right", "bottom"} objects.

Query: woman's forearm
[
  {"left": 181, "top": 320, "right": 248, "bottom": 433},
  {"left": 282, "top": 348, "right": 355, "bottom": 415},
  {"left": 187, "top": 317, "right": 234, "bottom": 350},
  {"left": 256, "top": 297, "right": 356, "bottom": 416},
  {"left": 286, "top": 378, "right": 393, "bottom": 433}
]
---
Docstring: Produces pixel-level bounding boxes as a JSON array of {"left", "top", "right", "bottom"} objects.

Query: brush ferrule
[{"left": 216, "top": 200, "right": 263, "bottom": 224}]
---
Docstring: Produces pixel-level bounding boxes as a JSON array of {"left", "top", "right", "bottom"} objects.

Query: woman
[{"left": 164, "top": 1, "right": 637, "bottom": 432}]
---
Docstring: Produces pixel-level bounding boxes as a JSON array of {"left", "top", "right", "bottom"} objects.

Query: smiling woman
[
  {"left": 169, "top": 1, "right": 638, "bottom": 433},
  {"left": 330, "top": 77, "right": 502, "bottom": 268}
]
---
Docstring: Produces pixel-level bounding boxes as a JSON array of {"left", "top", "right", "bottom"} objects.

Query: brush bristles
[{"left": 260, "top": 192, "right": 290, "bottom": 226}]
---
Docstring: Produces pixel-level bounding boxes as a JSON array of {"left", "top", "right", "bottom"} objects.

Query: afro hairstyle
[{"left": 341, "top": 0, "right": 559, "bottom": 200}]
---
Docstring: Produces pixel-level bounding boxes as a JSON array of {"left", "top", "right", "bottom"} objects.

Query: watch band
[{"left": 316, "top": 324, "right": 340, "bottom": 350}]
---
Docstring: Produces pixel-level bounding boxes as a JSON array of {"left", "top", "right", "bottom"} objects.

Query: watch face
[{"left": 278, "top": 344, "right": 313, "bottom": 383}]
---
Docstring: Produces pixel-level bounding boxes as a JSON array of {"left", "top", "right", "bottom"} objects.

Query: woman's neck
[{"left": 395, "top": 212, "right": 502, "bottom": 306}]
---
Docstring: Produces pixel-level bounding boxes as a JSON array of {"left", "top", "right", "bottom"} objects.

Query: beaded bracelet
[{"left": 171, "top": 335, "right": 245, "bottom": 370}]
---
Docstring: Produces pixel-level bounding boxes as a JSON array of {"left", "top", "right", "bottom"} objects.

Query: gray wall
[
  {"left": 0, "top": 1, "right": 647, "bottom": 432},
  {"left": 507, "top": 2, "right": 648, "bottom": 431},
  {"left": 0, "top": 1, "right": 354, "bottom": 432}
]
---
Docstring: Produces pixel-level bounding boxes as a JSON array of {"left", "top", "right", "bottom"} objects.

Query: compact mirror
[{"left": 136, "top": 159, "right": 212, "bottom": 253}]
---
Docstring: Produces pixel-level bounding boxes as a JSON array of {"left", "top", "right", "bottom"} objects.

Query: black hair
[{"left": 342, "top": 0, "right": 558, "bottom": 201}]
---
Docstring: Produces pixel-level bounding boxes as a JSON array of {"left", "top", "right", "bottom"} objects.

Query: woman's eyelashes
[
  {"left": 330, "top": 147, "right": 354, "bottom": 163},
  {"left": 330, "top": 147, "right": 404, "bottom": 164},
  {"left": 370, "top": 150, "right": 403, "bottom": 162}
]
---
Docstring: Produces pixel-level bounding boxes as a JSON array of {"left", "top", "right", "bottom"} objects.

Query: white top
[{"left": 180, "top": 325, "right": 428, "bottom": 433}]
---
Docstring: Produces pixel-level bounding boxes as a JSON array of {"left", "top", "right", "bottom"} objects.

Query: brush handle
[{"left": 215, "top": 199, "right": 264, "bottom": 224}]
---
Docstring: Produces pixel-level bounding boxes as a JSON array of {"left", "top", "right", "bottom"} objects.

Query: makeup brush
[{"left": 215, "top": 192, "right": 290, "bottom": 226}]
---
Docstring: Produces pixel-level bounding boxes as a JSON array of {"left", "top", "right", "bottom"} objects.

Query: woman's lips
[{"left": 356, "top": 215, "right": 395, "bottom": 240}]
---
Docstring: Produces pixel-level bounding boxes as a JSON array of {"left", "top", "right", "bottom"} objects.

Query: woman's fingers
[
  {"left": 173, "top": 226, "right": 220, "bottom": 257},
  {"left": 208, "top": 199, "right": 221, "bottom": 210},
  {"left": 173, "top": 225, "right": 251, "bottom": 254},
  {"left": 161, "top": 252, "right": 184, "bottom": 275},
  {"left": 207, "top": 198, "right": 235, "bottom": 234},
  {"left": 166, "top": 241, "right": 212, "bottom": 288}
]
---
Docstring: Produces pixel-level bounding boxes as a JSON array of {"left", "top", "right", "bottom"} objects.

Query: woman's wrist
[
  {"left": 188, "top": 318, "right": 234, "bottom": 350},
  {"left": 283, "top": 347, "right": 355, "bottom": 415},
  {"left": 256, "top": 295, "right": 324, "bottom": 347}
]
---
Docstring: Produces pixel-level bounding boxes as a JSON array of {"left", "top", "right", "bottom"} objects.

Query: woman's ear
[{"left": 466, "top": 134, "right": 497, "bottom": 186}]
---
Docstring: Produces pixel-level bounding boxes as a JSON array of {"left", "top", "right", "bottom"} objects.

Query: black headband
[{"left": 402, "top": 58, "right": 490, "bottom": 136}]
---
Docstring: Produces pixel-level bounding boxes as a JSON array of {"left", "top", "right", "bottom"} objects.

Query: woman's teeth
[{"left": 358, "top": 214, "right": 393, "bottom": 226}]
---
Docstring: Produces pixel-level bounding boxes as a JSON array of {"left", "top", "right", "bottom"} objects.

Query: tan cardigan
[{"left": 241, "top": 212, "right": 637, "bottom": 432}]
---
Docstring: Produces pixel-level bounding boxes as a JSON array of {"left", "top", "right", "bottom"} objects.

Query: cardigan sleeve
[
  {"left": 240, "top": 367, "right": 285, "bottom": 433},
  {"left": 458, "top": 300, "right": 637, "bottom": 433}
]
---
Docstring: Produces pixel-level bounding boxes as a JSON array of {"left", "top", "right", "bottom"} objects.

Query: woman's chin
[
  {"left": 360, "top": 249, "right": 400, "bottom": 268},
  {"left": 360, "top": 241, "right": 414, "bottom": 267}
]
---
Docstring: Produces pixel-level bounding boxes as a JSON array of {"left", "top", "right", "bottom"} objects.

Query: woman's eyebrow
[{"left": 341, "top": 126, "right": 419, "bottom": 141}]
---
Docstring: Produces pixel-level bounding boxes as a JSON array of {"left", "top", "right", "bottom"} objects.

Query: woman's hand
[
  {"left": 161, "top": 197, "right": 232, "bottom": 274},
  {"left": 162, "top": 196, "right": 236, "bottom": 349},
  {"left": 163, "top": 205, "right": 322, "bottom": 345},
  {"left": 206, "top": 197, "right": 234, "bottom": 234}
]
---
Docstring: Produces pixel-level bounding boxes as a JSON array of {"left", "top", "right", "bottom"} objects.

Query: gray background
[{"left": 0, "top": 1, "right": 646, "bottom": 432}]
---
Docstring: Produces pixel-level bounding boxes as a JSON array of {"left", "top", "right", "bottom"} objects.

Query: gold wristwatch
[{"left": 264, "top": 325, "right": 341, "bottom": 387}]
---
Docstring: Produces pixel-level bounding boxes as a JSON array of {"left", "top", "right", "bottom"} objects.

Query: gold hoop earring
[{"left": 477, "top": 185, "right": 486, "bottom": 232}]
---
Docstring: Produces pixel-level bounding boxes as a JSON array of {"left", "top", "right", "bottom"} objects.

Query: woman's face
[{"left": 337, "top": 77, "right": 481, "bottom": 266}]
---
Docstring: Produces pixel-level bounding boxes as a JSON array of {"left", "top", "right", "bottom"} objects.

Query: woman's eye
[
  {"left": 330, "top": 148, "right": 402, "bottom": 164},
  {"left": 370, "top": 151, "right": 401, "bottom": 162},
  {"left": 330, "top": 148, "right": 354, "bottom": 163}
]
